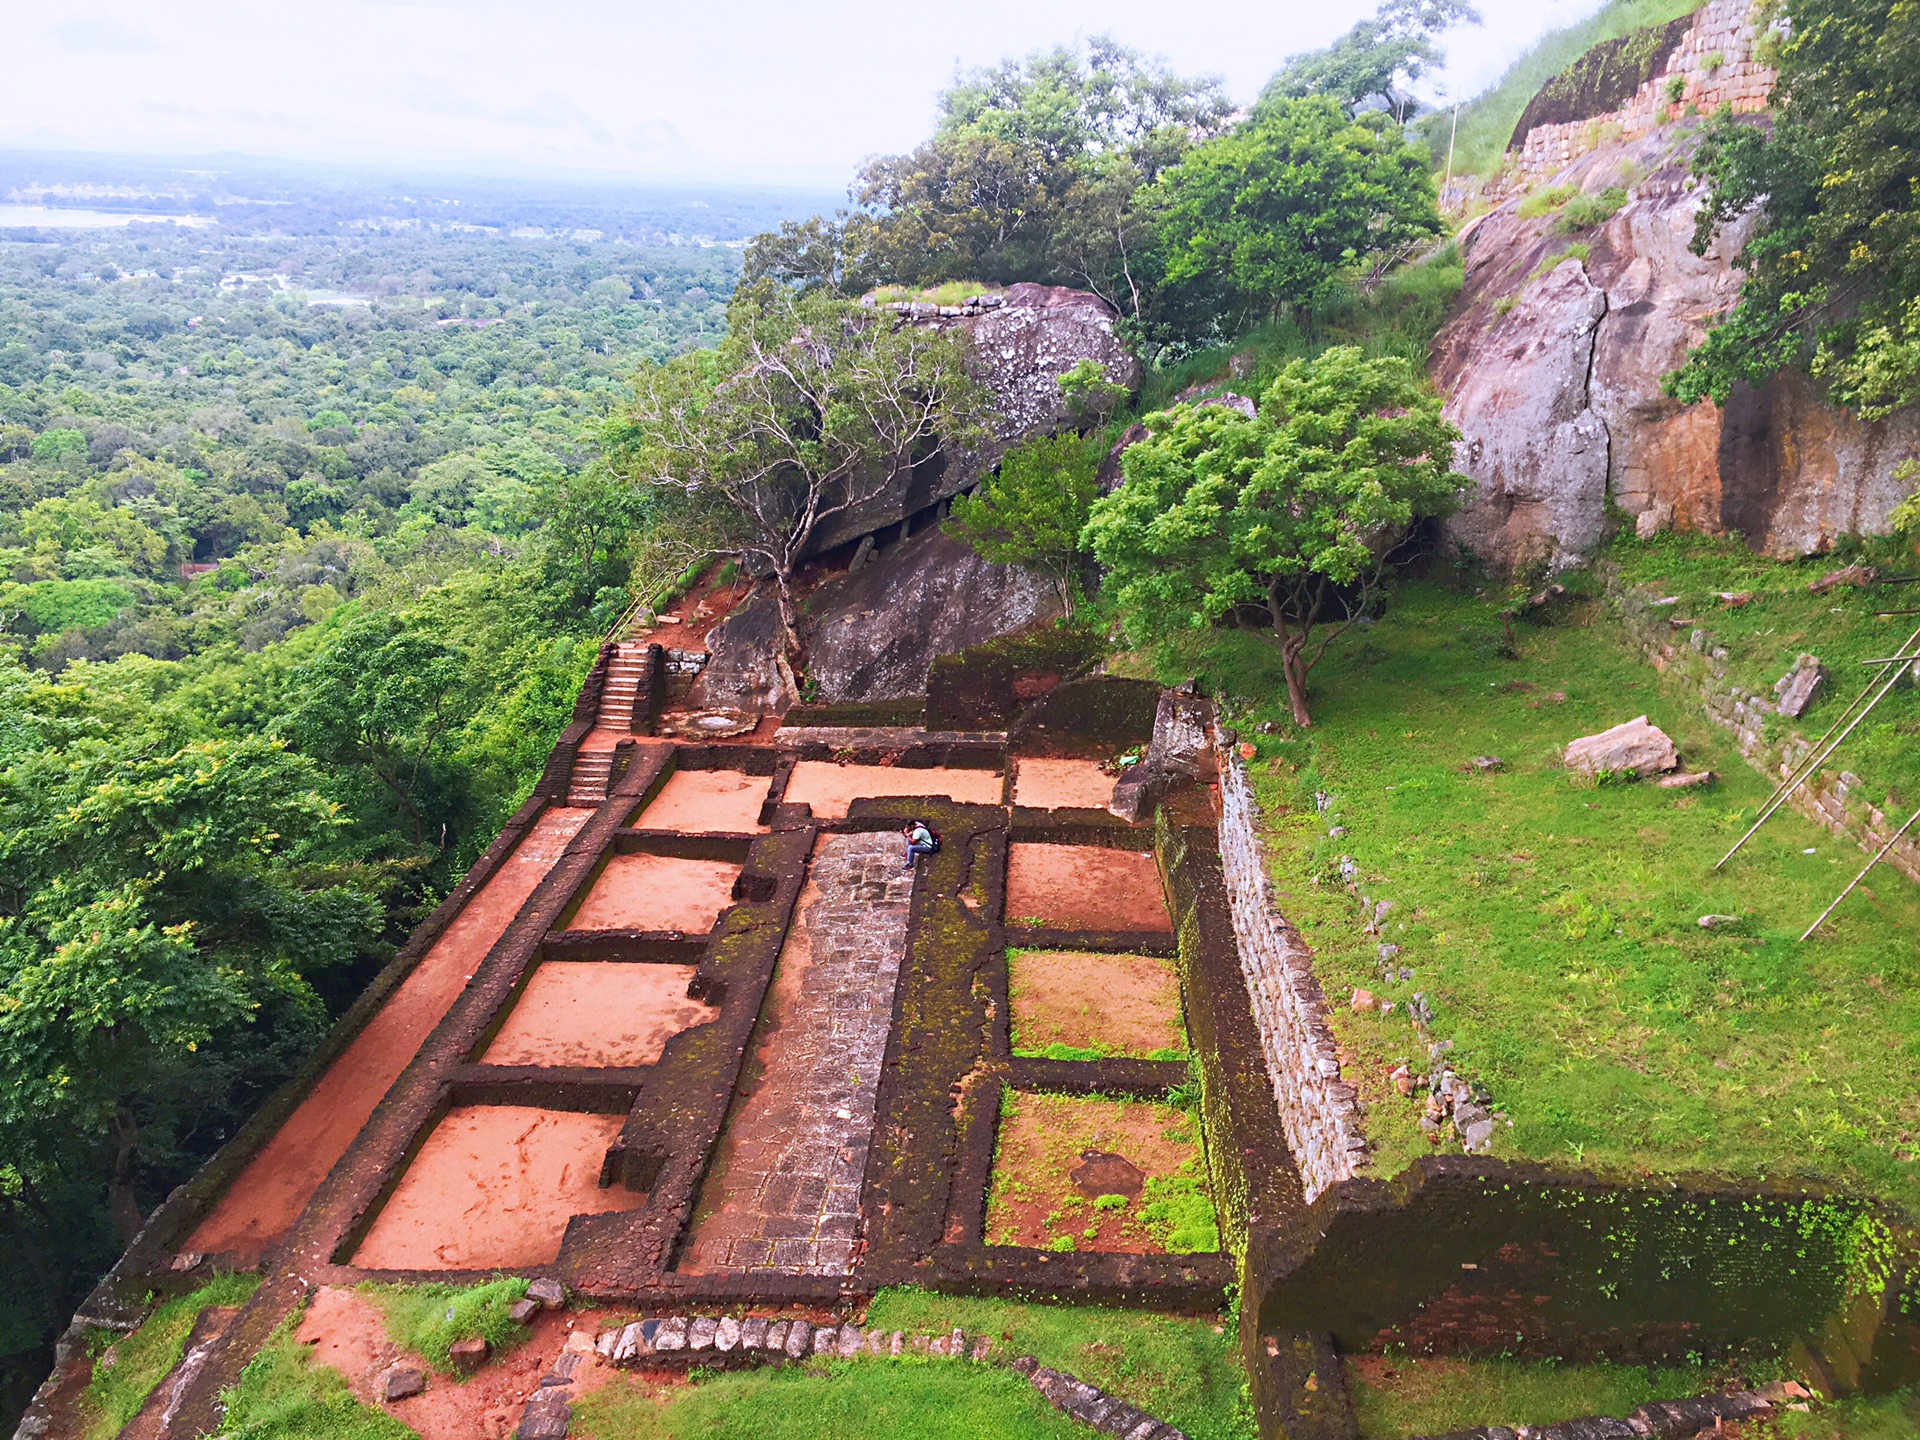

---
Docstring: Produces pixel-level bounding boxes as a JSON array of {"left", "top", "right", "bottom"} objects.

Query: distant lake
[{"left": 0, "top": 205, "right": 216, "bottom": 229}]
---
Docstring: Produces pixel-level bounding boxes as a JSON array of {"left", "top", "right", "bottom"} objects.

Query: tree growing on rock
[
  {"left": 945, "top": 432, "right": 1102, "bottom": 617},
  {"left": 1667, "top": 0, "right": 1920, "bottom": 419},
  {"left": 1084, "top": 347, "right": 1466, "bottom": 726},
  {"left": 609, "top": 285, "right": 991, "bottom": 701}
]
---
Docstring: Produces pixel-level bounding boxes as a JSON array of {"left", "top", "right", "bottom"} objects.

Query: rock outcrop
[
  {"left": 690, "top": 525, "right": 1063, "bottom": 710},
  {"left": 807, "top": 283, "right": 1140, "bottom": 557},
  {"left": 1436, "top": 0, "right": 1920, "bottom": 571},
  {"left": 1563, "top": 715, "right": 1679, "bottom": 777}
]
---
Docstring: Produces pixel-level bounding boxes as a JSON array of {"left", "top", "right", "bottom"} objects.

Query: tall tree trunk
[
  {"left": 1268, "top": 586, "right": 1314, "bottom": 727},
  {"left": 772, "top": 568, "right": 803, "bottom": 705},
  {"left": 108, "top": 1107, "right": 143, "bottom": 1244}
]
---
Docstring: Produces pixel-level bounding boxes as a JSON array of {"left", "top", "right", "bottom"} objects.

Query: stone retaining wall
[
  {"left": 1510, "top": 0, "right": 1774, "bottom": 191},
  {"left": 1607, "top": 574, "right": 1920, "bottom": 885},
  {"left": 1213, "top": 738, "right": 1368, "bottom": 1203}
]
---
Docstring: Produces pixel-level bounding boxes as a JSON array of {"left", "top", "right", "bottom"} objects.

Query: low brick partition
[
  {"left": 1607, "top": 571, "right": 1920, "bottom": 884},
  {"left": 1411, "top": 1382, "right": 1799, "bottom": 1439}
]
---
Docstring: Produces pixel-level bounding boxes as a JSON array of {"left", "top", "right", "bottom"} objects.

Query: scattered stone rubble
[
  {"left": 1412, "top": 1379, "right": 1810, "bottom": 1439},
  {"left": 1010, "top": 1354, "right": 1189, "bottom": 1439},
  {"left": 589, "top": 1315, "right": 994, "bottom": 1369}
]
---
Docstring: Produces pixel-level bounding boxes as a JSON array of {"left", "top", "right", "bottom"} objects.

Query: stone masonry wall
[
  {"left": 1213, "top": 737, "right": 1369, "bottom": 1203},
  {"left": 1608, "top": 574, "right": 1920, "bottom": 886},
  {"left": 1511, "top": 0, "right": 1774, "bottom": 191}
]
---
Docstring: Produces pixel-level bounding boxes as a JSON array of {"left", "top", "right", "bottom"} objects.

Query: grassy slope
[
  {"left": 215, "top": 1320, "right": 415, "bottom": 1440},
  {"left": 571, "top": 1288, "right": 1253, "bottom": 1440},
  {"left": 79, "top": 1274, "right": 260, "bottom": 1440},
  {"left": 1130, "top": 573, "right": 1920, "bottom": 1210},
  {"left": 359, "top": 1278, "right": 530, "bottom": 1375},
  {"left": 1417, "top": 0, "right": 1708, "bottom": 179},
  {"left": 1345, "top": 1352, "right": 1720, "bottom": 1437},
  {"left": 1610, "top": 530, "right": 1920, "bottom": 811}
]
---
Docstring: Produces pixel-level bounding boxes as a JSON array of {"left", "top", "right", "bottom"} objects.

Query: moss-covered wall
[{"left": 1508, "top": 14, "right": 1692, "bottom": 147}]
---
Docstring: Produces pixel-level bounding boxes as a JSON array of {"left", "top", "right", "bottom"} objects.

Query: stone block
[
  {"left": 741, "top": 1318, "right": 769, "bottom": 1350},
  {"left": 382, "top": 1367, "right": 425, "bottom": 1402},
  {"left": 688, "top": 1317, "right": 718, "bottom": 1351},
  {"left": 784, "top": 1321, "right": 812, "bottom": 1358},
  {"left": 508, "top": 1298, "right": 540, "bottom": 1326},
  {"left": 448, "top": 1336, "right": 489, "bottom": 1374},
  {"left": 653, "top": 1317, "right": 688, "bottom": 1352},
  {"left": 835, "top": 1324, "right": 863, "bottom": 1357},
  {"left": 517, "top": 1396, "right": 571, "bottom": 1440},
  {"left": 527, "top": 1278, "right": 567, "bottom": 1310},
  {"left": 714, "top": 1316, "right": 741, "bottom": 1353}
]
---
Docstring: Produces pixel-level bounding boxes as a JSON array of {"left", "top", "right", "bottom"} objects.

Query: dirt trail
[{"left": 187, "top": 807, "right": 594, "bottom": 1262}]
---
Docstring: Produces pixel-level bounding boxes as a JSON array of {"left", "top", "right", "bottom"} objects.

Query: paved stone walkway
[{"left": 680, "top": 831, "right": 914, "bottom": 1274}]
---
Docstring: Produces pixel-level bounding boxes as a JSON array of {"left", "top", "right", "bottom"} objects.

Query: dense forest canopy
[{"left": 0, "top": 199, "right": 765, "bottom": 1419}]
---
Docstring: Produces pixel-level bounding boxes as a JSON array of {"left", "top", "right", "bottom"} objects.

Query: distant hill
[{"left": 0, "top": 149, "right": 841, "bottom": 244}]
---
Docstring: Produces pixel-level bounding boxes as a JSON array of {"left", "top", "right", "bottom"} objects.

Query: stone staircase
[
  {"left": 596, "top": 644, "right": 649, "bottom": 732},
  {"left": 566, "top": 749, "right": 614, "bottom": 807}
]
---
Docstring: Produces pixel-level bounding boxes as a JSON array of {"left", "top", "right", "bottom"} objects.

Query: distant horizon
[{"left": 4, "top": 0, "right": 1619, "bottom": 186}]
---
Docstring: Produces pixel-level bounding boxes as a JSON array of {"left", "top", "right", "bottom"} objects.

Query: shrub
[
  {"left": 1558, "top": 188, "right": 1627, "bottom": 231},
  {"left": 1517, "top": 184, "right": 1579, "bottom": 219}
]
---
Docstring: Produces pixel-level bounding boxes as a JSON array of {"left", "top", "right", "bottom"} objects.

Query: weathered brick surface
[
  {"left": 1214, "top": 741, "right": 1368, "bottom": 1203},
  {"left": 1510, "top": 0, "right": 1774, "bottom": 190},
  {"left": 681, "top": 831, "right": 914, "bottom": 1274}
]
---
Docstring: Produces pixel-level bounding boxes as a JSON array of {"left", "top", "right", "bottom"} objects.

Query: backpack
[{"left": 927, "top": 828, "right": 942, "bottom": 850}]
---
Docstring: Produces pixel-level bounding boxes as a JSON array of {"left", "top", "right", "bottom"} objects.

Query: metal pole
[
  {"left": 1860, "top": 653, "right": 1920, "bottom": 666},
  {"left": 1443, "top": 104, "right": 1460, "bottom": 195},
  {"left": 1801, "top": 805, "right": 1920, "bottom": 940},
  {"left": 1716, "top": 623, "right": 1920, "bottom": 870},
  {"left": 1731, "top": 622, "right": 1920, "bottom": 838}
]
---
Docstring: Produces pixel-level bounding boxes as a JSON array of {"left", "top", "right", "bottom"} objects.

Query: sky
[{"left": 1, "top": 0, "right": 1614, "bottom": 188}]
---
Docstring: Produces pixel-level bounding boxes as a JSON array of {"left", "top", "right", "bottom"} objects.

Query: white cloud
[{"left": 0, "top": 0, "right": 1614, "bottom": 184}]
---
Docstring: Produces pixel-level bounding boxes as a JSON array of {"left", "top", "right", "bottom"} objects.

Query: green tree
[
  {"left": 1667, "top": 0, "right": 1920, "bottom": 417},
  {"left": 0, "top": 722, "right": 376, "bottom": 1238},
  {"left": 1084, "top": 347, "right": 1465, "bottom": 725},
  {"left": 946, "top": 433, "right": 1101, "bottom": 615},
  {"left": 1260, "top": 0, "right": 1481, "bottom": 118},
  {"left": 1148, "top": 96, "right": 1443, "bottom": 341},
  {"left": 610, "top": 284, "right": 990, "bottom": 700},
  {"left": 746, "top": 37, "right": 1230, "bottom": 316},
  {"left": 284, "top": 613, "right": 468, "bottom": 847}
]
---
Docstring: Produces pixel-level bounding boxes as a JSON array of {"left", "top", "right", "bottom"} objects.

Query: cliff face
[{"left": 1438, "top": 0, "right": 1920, "bottom": 571}]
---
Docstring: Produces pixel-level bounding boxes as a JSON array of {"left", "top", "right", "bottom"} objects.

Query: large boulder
[
  {"left": 1563, "top": 716, "right": 1679, "bottom": 777},
  {"left": 806, "top": 284, "right": 1141, "bottom": 557},
  {"left": 803, "top": 526, "right": 1063, "bottom": 703}
]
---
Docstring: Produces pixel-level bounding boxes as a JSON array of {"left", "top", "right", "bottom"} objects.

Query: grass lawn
[
  {"left": 216, "top": 1318, "right": 415, "bottom": 1440},
  {"left": 1345, "top": 1351, "right": 1727, "bottom": 1438},
  {"left": 359, "top": 1277, "right": 530, "bottom": 1375},
  {"left": 570, "top": 1288, "right": 1254, "bottom": 1440},
  {"left": 1130, "top": 575, "right": 1920, "bottom": 1210}
]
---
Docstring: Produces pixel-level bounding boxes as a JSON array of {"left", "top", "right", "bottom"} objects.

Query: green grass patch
[
  {"left": 359, "top": 1278, "right": 530, "bottom": 1376},
  {"left": 81, "top": 1273, "right": 260, "bottom": 1440},
  {"left": 1607, "top": 529, "right": 1920, "bottom": 811},
  {"left": 1517, "top": 184, "right": 1579, "bottom": 219},
  {"left": 1418, "top": 0, "right": 1707, "bottom": 179},
  {"left": 868, "top": 281, "right": 1001, "bottom": 307},
  {"left": 1017, "top": 1041, "right": 1187, "bottom": 1062},
  {"left": 1345, "top": 1352, "right": 1724, "bottom": 1437},
  {"left": 1133, "top": 577, "right": 1920, "bottom": 1210},
  {"left": 1138, "top": 1164, "right": 1221, "bottom": 1253},
  {"left": 1560, "top": 188, "right": 1628, "bottom": 230},
  {"left": 216, "top": 1318, "right": 416, "bottom": 1440},
  {"left": 1759, "top": 1390, "right": 1920, "bottom": 1436}
]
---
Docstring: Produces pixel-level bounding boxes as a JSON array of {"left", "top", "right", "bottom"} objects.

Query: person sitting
[{"left": 903, "top": 820, "right": 938, "bottom": 871}]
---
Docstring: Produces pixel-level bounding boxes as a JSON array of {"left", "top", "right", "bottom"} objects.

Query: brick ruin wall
[
  {"left": 1607, "top": 573, "right": 1920, "bottom": 886},
  {"left": 1510, "top": 0, "right": 1775, "bottom": 191},
  {"left": 1212, "top": 738, "right": 1369, "bottom": 1204}
]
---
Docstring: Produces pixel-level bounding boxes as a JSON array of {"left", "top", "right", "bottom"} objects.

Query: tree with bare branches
[{"left": 607, "top": 285, "right": 991, "bottom": 701}]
